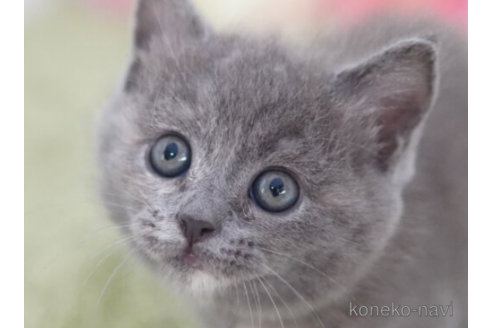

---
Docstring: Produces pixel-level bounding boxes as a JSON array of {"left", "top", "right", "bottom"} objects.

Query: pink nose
[{"left": 179, "top": 215, "right": 217, "bottom": 246}]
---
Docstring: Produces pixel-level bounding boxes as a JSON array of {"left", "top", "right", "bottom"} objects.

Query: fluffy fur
[{"left": 97, "top": 1, "right": 467, "bottom": 327}]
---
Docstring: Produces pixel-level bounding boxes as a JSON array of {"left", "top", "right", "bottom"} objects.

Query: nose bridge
[
  {"left": 179, "top": 185, "right": 227, "bottom": 226},
  {"left": 177, "top": 185, "right": 228, "bottom": 246}
]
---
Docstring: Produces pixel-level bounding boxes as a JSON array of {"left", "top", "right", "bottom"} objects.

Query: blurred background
[{"left": 24, "top": 0, "right": 466, "bottom": 327}]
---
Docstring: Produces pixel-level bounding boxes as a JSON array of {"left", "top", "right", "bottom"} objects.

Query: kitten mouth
[{"left": 179, "top": 248, "right": 205, "bottom": 271}]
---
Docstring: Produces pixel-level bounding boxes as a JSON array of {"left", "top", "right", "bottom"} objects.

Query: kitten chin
[{"left": 177, "top": 271, "right": 219, "bottom": 295}]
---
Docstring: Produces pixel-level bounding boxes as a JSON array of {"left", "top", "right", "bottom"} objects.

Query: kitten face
[{"left": 98, "top": 0, "right": 436, "bottom": 300}]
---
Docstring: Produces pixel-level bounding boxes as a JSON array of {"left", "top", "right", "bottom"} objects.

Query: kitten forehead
[
  {"left": 110, "top": 38, "right": 376, "bottom": 198},
  {"left": 126, "top": 40, "right": 338, "bottom": 139},
  {"left": 142, "top": 42, "right": 339, "bottom": 123}
]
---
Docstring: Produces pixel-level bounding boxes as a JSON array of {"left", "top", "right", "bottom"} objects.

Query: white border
[
  {"left": 468, "top": 0, "right": 489, "bottom": 327},
  {"left": 1, "top": 1, "right": 24, "bottom": 327}
]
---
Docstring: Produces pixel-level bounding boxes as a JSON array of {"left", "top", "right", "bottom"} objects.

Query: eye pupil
[
  {"left": 149, "top": 134, "right": 191, "bottom": 178},
  {"left": 269, "top": 177, "right": 285, "bottom": 197},
  {"left": 250, "top": 170, "right": 299, "bottom": 213},
  {"left": 164, "top": 142, "right": 178, "bottom": 160}
]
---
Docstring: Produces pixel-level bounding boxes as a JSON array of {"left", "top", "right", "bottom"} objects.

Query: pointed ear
[
  {"left": 133, "top": 0, "right": 209, "bottom": 50},
  {"left": 334, "top": 39, "right": 438, "bottom": 171}
]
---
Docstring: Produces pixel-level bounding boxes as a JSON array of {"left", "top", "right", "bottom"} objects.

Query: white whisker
[
  {"left": 250, "top": 280, "right": 262, "bottom": 328},
  {"left": 262, "top": 277, "right": 299, "bottom": 328},
  {"left": 257, "top": 276, "right": 284, "bottom": 328},
  {"left": 262, "top": 264, "right": 325, "bottom": 328},
  {"left": 43, "top": 224, "right": 137, "bottom": 272},
  {"left": 243, "top": 281, "right": 255, "bottom": 328},
  {"left": 96, "top": 253, "right": 131, "bottom": 310},
  {"left": 79, "top": 236, "right": 134, "bottom": 296},
  {"left": 259, "top": 247, "right": 355, "bottom": 301}
]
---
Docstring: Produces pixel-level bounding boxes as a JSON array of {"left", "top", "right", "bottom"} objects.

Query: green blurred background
[
  {"left": 24, "top": 0, "right": 466, "bottom": 327},
  {"left": 25, "top": 2, "right": 198, "bottom": 327}
]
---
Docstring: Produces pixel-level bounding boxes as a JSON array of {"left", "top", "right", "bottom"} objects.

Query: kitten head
[{"left": 98, "top": 0, "right": 437, "bottom": 301}]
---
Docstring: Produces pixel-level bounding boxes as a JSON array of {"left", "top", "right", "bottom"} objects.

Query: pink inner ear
[
  {"left": 375, "top": 94, "right": 426, "bottom": 170},
  {"left": 334, "top": 39, "right": 436, "bottom": 171}
]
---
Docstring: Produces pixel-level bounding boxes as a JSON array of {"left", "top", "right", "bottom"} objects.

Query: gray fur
[{"left": 97, "top": 1, "right": 467, "bottom": 327}]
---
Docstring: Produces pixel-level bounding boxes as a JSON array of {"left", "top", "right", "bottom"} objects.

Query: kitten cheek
[
  {"left": 130, "top": 215, "right": 186, "bottom": 259},
  {"left": 156, "top": 183, "right": 182, "bottom": 197}
]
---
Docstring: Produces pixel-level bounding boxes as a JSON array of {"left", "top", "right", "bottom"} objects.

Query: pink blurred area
[
  {"left": 78, "top": 0, "right": 467, "bottom": 27},
  {"left": 318, "top": 0, "right": 467, "bottom": 26},
  {"left": 79, "top": 0, "right": 134, "bottom": 12}
]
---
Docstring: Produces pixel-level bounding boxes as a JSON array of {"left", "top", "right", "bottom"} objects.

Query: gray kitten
[{"left": 97, "top": 0, "right": 467, "bottom": 327}]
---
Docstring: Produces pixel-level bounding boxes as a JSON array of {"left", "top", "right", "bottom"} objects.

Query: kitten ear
[
  {"left": 133, "top": 0, "right": 209, "bottom": 50},
  {"left": 335, "top": 38, "right": 438, "bottom": 171}
]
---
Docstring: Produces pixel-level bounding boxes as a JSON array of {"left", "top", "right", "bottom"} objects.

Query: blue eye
[
  {"left": 149, "top": 134, "right": 191, "bottom": 178},
  {"left": 250, "top": 170, "right": 299, "bottom": 212}
]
